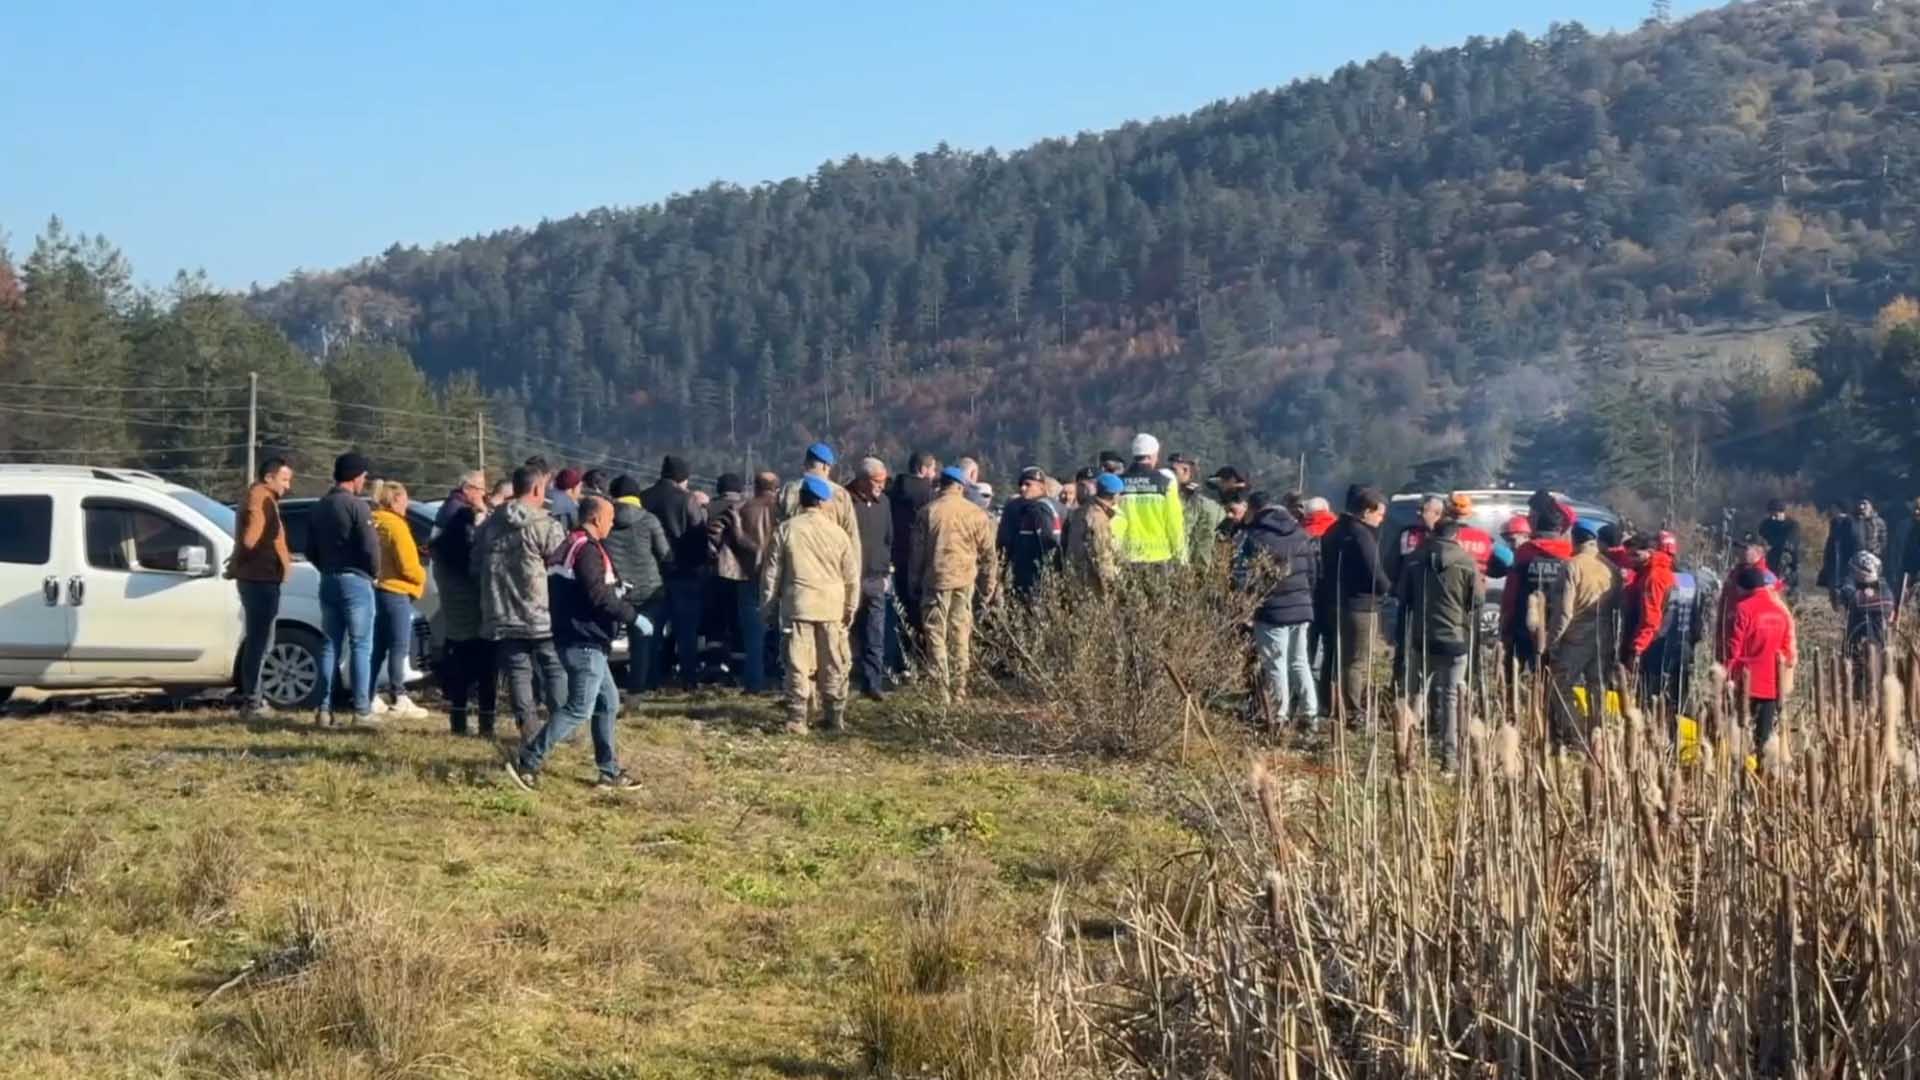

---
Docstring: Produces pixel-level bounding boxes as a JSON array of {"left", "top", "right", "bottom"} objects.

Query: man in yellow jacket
[
  {"left": 1115, "top": 433, "right": 1187, "bottom": 567},
  {"left": 763, "top": 475, "right": 861, "bottom": 734},
  {"left": 911, "top": 467, "right": 998, "bottom": 703}
]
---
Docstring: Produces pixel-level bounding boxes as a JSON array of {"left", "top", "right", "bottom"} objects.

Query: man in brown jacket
[
  {"left": 229, "top": 457, "right": 294, "bottom": 719},
  {"left": 1548, "top": 523, "right": 1622, "bottom": 750},
  {"left": 911, "top": 467, "right": 998, "bottom": 703},
  {"left": 713, "top": 471, "right": 779, "bottom": 692},
  {"left": 762, "top": 476, "right": 860, "bottom": 733}
]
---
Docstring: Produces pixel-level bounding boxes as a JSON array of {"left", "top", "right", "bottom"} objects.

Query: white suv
[{"left": 0, "top": 465, "right": 427, "bottom": 710}]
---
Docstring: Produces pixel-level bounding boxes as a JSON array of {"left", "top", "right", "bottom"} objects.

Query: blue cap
[
  {"left": 801, "top": 475, "right": 833, "bottom": 501},
  {"left": 940, "top": 466, "right": 969, "bottom": 486},
  {"left": 806, "top": 441, "right": 836, "bottom": 466},
  {"left": 1096, "top": 473, "right": 1125, "bottom": 496}
]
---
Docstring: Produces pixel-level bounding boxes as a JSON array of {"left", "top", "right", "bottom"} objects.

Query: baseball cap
[
  {"left": 1210, "top": 466, "right": 1246, "bottom": 486},
  {"left": 806, "top": 441, "right": 836, "bottom": 466},
  {"left": 1130, "top": 433, "right": 1160, "bottom": 458},
  {"left": 801, "top": 475, "right": 833, "bottom": 501},
  {"left": 1096, "top": 473, "right": 1125, "bottom": 496},
  {"left": 1018, "top": 466, "right": 1046, "bottom": 484}
]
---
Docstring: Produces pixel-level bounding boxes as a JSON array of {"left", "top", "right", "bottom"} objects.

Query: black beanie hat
[
  {"left": 717, "top": 473, "right": 745, "bottom": 495},
  {"left": 334, "top": 451, "right": 370, "bottom": 483},
  {"left": 610, "top": 474, "right": 642, "bottom": 500},
  {"left": 660, "top": 455, "right": 691, "bottom": 482}
]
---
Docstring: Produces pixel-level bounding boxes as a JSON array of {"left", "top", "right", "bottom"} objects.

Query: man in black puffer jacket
[
  {"left": 606, "top": 474, "right": 672, "bottom": 695},
  {"left": 1236, "top": 494, "right": 1321, "bottom": 729}
]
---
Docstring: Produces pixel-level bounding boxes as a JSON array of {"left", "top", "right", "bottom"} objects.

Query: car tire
[
  {"left": 0, "top": 685, "right": 13, "bottom": 709},
  {"left": 260, "top": 626, "right": 327, "bottom": 710}
]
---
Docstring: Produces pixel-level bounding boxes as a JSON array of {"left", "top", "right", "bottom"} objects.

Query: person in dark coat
[
  {"left": 641, "top": 455, "right": 707, "bottom": 689},
  {"left": 605, "top": 474, "right": 672, "bottom": 696},
  {"left": 888, "top": 452, "right": 939, "bottom": 665},
  {"left": 1317, "top": 486, "right": 1393, "bottom": 726},
  {"left": 996, "top": 467, "right": 1062, "bottom": 597},
  {"left": 1757, "top": 499, "right": 1802, "bottom": 596},
  {"left": 432, "top": 470, "right": 495, "bottom": 735},
  {"left": 1395, "top": 519, "right": 1484, "bottom": 770},
  {"left": 849, "top": 458, "right": 896, "bottom": 699},
  {"left": 1236, "top": 493, "right": 1320, "bottom": 728},
  {"left": 1890, "top": 498, "right": 1920, "bottom": 609}
]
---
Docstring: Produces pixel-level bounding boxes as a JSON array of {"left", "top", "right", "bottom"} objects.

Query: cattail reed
[{"left": 1036, "top": 647, "right": 1920, "bottom": 1078}]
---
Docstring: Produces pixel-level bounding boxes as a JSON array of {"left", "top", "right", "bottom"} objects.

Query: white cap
[
  {"left": 1130, "top": 433, "right": 1160, "bottom": 458},
  {"left": 1304, "top": 496, "right": 1330, "bottom": 513}
]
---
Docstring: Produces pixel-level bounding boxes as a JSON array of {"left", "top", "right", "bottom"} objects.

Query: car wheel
[
  {"left": 0, "top": 686, "right": 13, "bottom": 708},
  {"left": 261, "top": 627, "right": 326, "bottom": 709}
]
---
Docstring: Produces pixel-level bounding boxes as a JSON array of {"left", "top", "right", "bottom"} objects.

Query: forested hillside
[{"left": 7, "top": 0, "right": 1920, "bottom": 513}]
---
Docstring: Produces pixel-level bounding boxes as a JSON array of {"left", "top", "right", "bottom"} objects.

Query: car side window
[
  {"left": 0, "top": 495, "right": 53, "bottom": 565},
  {"left": 280, "top": 506, "right": 310, "bottom": 558},
  {"left": 83, "top": 500, "right": 208, "bottom": 574}
]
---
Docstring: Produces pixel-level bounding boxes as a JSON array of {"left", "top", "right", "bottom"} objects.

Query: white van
[{"left": 0, "top": 465, "right": 427, "bottom": 710}]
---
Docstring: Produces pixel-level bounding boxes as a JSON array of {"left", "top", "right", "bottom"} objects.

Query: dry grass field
[{"left": 0, "top": 692, "right": 1198, "bottom": 1079}]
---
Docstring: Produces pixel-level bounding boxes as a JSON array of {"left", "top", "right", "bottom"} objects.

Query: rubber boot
[{"left": 821, "top": 700, "right": 846, "bottom": 734}]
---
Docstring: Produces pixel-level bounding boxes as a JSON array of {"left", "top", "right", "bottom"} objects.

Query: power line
[
  {"left": 0, "top": 443, "right": 251, "bottom": 457},
  {"left": 0, "top": 380, "right": 250, "bottom": 393},
  {"left": 0, "top": 402, "right": 253, "bottom": 432}
]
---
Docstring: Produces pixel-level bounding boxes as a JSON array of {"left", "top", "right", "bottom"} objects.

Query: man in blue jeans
[
  {"left": 507, "top": 496, "right": 642, "bottom": 792},
  {"left": 305, "top": 452, "right": 381, "bottom": 726}
]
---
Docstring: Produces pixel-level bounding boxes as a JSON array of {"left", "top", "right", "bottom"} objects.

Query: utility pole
[
  {"left": 245, "top": 371, "right": 258, "bottom": 483},
  {"left": 476, "top": 410, "right": 486, "bottom": 468},
  {"left": 1297, "top": 452, "right": 1307, "bottom": 495}
]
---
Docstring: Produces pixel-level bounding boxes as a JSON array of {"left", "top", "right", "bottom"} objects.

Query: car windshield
[{"left": 165, "top": 487, "right": 237, "bottom": 535}]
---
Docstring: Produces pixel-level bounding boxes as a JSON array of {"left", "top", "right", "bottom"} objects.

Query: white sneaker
[
  {"left": 391, "top": 694, "right": 430, "bottom": 721},
  {"left": 370, "top": 697, "right": 391, "bottom": 716}
]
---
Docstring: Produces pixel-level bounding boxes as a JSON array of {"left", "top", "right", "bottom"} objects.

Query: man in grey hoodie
[{"left": 474, "top": 464, "right": 569, "bottom": 735}]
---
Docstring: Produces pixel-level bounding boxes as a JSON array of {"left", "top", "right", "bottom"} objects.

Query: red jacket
[
  {"left": 1716, "top": 556, "right": 1785, "bottom": 660},
  {"left": 1606, "top": 545, "right": 1637, "bottom": 589},
  {"left": 1302, "top": 509, "right": 1337, "bottom": 539},
  {"left": 1726, "top": 589, "right": 1796, "bottom": 700},
  {"left": 1621, "top": 550, "right": 1675, "bottom": 659},
  {"left": 1455, "top": 525, "right": 1494, "bottom": 574}
]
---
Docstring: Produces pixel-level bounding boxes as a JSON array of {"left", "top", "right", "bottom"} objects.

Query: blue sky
[{"left": 1, "top": 0, "right": 1707, "bottom": 289}]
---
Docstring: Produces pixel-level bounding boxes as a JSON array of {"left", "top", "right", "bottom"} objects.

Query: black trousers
[
  {"left": 1752, "top": 698, "right": 1781, "bottom": 749},
  {"left": 853, "top": 575, "right": 890, "bottom": 693},
  {"left": 443, "top": 638, "right": 498, "bottom": 734},
  {"left": 497, "top": 637, "right": 566, "bottom": 733}
]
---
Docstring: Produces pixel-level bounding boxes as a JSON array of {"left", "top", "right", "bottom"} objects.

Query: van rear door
[{"left": 0, "top": 493, "right": 72, "bottom": 681}]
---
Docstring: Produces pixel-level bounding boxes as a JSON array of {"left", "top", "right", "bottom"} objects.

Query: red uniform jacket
[
  {"left": 1726, "top": 589, "right": 1796, "bottom": 700},
  {"left": 1455, "top": 525, "right": 1494, "bottom": 574},
  {"left": 1622, "top": 550, "right": 1675, "bottom": 660},
  {"left": 1302, "top": 510, "right": 1337, "bottom": 539}
]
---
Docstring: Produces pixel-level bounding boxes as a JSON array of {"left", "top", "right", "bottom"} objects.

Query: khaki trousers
[
  {"left": 784, "top": 619, "right": 850, "bottom": 716},
  {"left": 922, "top": 587, "right": 975, "bottom": 700}
]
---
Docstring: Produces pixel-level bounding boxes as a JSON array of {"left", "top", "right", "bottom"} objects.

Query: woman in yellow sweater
[{"left": 371, "top": 481, "right": 430, "bottom": 720}]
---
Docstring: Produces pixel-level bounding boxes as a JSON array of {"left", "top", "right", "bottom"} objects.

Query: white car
[{"left": 0, "top": 465, "right": 428, "bottom": 710}]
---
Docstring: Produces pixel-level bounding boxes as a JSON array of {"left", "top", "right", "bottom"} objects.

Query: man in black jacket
[
  {"left": 508, "top": 497, "right": 641, "bottom": 793},
  {"left": 432, "top": 471, "right": 494, "bottom": 736},
  {"left": 1757, "top": 499, "right": 1802, "bottom": 596},
  {"left": 997, "top": 467, "right": 1062, "bottom": 598},
  {"left": 1317, "top": 486, "right": 1392, "bottom": 727},
  {"left": 850, "top": 458, "right": 896, "bottom": 699},
  {"left": 1236, "top": 493, "right": 1320, "bottom": 729},
  {"left": 606, "top": 474, "right": 672, "bottom": 696},
  {"left": 307, "top": 452, "right": 381, "bottom": 726},
  {"left": 888, "top": 452, "right": 939, "bottom": 666},
  {"left": 642, "top": 455, "right": 707, "bottom": 690}
]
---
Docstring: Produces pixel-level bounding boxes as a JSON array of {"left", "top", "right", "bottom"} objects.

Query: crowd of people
[{"left": 220, "top": 436, "right": 1914, "bottom": 788}]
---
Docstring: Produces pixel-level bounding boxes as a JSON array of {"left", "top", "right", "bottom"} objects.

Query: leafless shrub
[
  {"left": 0, "top": 827, "right": 103, "bottom": 909},
  {"left": 963, "top": 564, "right": 1268, "bottom": 757}
]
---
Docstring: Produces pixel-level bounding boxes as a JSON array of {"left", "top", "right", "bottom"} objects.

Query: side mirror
[{"left": 180, "top": 546, "right": 213, "bottom": 577}]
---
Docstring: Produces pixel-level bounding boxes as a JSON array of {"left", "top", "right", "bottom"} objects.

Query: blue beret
[
  {"left": 1096, "top": 473, "right": 1125, "bottom": 495},
  {"left": 806, "top": 442, "right": 836, "bottom": 466},
  {"left": 801, "top": 475, "right": 833, "bottom": 501}
]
